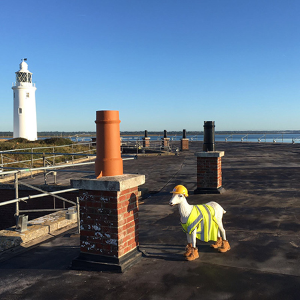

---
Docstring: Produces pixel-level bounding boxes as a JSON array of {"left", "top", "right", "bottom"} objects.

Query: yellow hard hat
[{"left": 170, "top": 185, "right": 188, "bottom": 197}]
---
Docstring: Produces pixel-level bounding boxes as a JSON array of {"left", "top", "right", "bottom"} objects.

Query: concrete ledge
[
  {"left": 195, "top": 151, "right": 225, "bottom": 157},
  {"left": 71, "top": 174, "right": 145, "bottom": 191},
  {"left": 0, "top": 209, "right": 77, "bottom": 252}
]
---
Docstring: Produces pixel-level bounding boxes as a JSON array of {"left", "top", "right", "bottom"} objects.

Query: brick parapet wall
[{"left": 79, "top": 187, "right": 139, "bottom": 258}]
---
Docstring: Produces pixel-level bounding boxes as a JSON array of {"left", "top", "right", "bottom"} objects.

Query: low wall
[
  {"left": 0, "top": 185, "right": 78, "bottom": 230},
  {"left": 0, "top": 209, "right": 77, "bottom": 252}
]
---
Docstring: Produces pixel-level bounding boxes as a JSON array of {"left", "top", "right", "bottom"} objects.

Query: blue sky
[{"left": 0, "top": 0, "right": 299, "bottom": 132}]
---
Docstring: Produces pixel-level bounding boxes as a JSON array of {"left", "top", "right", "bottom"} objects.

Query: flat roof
[{"left": 0, "top": 141, "right": 300, "bottom": 299}]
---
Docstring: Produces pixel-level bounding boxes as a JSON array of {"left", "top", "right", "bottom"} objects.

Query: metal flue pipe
[
  {"left": 203, "top": 121, "right": 215, "bottom": 152},
  {"left": 164, "top": 130, "right": 167, "bottom": 138}
]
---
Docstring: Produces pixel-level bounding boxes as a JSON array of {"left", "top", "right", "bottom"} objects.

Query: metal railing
[
  {"left": 0, "top": 171, "right": 80, "bottom": 233},
  {"left": 241, "top": 134, "right": 248, "bottom": 142},
  {"left": 272, "top": 134, "right": 284, "bottom": 143},
  {"left": 0, "top": 156, "right": 136, "bottom": 232},
  {"left": 292, "top": 136, "right": 300, "bottom": 144},
  {"left": 225, "top": 134, "right": 233, "bottom": 142},
  {"left": 121, "top": 138, "right": 179, "bottom": 154},
  {"left": 258, "top": 134, "right": 266, "bottom": 143},
  {"left": 0, "top": 142, "right": 95, "bottom": 172}
]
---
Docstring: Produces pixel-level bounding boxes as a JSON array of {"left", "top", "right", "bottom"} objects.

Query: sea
[
  {"left": 1, "top": 133, "right": 300, "bottom": 144},
  {"left": 120, "top": 133, "right": 300, "bottom": 144}
]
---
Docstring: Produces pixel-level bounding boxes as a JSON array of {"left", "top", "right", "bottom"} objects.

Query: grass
[{"left": 0, "top": 138, "right": 96, "bottom": 170}]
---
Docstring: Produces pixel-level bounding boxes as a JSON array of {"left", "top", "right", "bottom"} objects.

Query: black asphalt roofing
[{"left": 0, "top": 141, "right": 300, "bottom": 300}]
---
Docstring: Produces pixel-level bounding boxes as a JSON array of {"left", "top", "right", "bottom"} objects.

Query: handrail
[
  {"left": 0, "top": 142, "right": 92, "bottom": 154},
  {"left": 258, "top": 134, "right": 266, "bottom": 142},
  {"left": 273, "top": 134, "right": 284, "bottom": 143},
  {"left": 225, "top": 134, "right": 233, "bottom": 142},
  {"left": 0, "top": 157, "right": 135, "bottom": 175},
  {"left": 0, "top": 151, "right": 95, "bottom": 156},
  {"left": 0, "top": 142, "right": 95, "bottom": 171},
  {"left": 0, "top": 161, "right": 95, "bottom": 175},
  {"left": 241, "top": 134, "right": 248, "bottom": 142},
  {"left": 0, "top": 188, "right": 78, "bottom": 207},
  {"left": 18, "top": 181, "right": 77, "bottom": 206},
  {"left": 0, "top": 151, "right": 137, "bottom": 232}
]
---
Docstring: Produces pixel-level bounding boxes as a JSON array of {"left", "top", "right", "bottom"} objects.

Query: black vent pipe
[{"left": 203, "top": 121, "right": 215, "bottom": 151}]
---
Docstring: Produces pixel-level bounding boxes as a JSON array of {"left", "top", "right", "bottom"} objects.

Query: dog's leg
[
  {"left": 191, "top": 230, "right": 197, "bottom": 248},
  {"left": 218, "top": 221, "right": 226, "bottom": 241},
  {"left": 211, "top": 227, "right": 223, "bottom": 249},
  {"left": 183, "top": 233, "right": 193, "bottom": 257},
  {"left": 217, "top": 221, "right": 230, "bottom": 252},
  {"left": 186, "top": 230, "right": 199, "bottom": 261},
  {"left": 187, "top": 233, "right": 192, "bottom": 244}
]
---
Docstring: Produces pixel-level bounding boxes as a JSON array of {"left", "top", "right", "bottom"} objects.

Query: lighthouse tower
[{"left": 12, "top": 59, "right": 37, "bottom": 141}]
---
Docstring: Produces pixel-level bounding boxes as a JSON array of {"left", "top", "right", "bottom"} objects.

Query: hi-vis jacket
[{"left": 181, "top": 204, "right": 219, "bottom": 242}]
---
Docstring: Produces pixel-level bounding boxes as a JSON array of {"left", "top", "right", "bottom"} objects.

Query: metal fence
[
  {"left": 0, "top": 155, "right": 136, "bottom": 233},
  {"left": 0, "top": 137, "right": 175, "bottom": 233},
  {"left": 121, "top": 138, "right": 180, "bottom": 154},
  {"left": 0, "top": 142, "right": 95, "bottom": 172}
]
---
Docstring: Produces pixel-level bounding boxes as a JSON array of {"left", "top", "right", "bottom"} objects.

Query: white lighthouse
[{"left": 12, "top": 59, "right": 37, "bottom": 141}]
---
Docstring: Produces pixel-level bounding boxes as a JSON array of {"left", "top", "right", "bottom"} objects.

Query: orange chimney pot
[{"left": 95, "top": 110, "right": 123, "bottom": 178}]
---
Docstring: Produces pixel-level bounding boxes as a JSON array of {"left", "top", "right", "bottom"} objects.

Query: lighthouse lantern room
[{"left": 12, "top": 59, "right": 37, "bottom": 141}]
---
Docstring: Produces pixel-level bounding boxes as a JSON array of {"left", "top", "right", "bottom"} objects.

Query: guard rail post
[{"left": 14, "top": 172, "right": 19, "bottom": 224}]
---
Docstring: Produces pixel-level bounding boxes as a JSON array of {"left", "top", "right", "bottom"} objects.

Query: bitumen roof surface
[{"left": 0, "top": 141, "right": 300, "bottom": 300}]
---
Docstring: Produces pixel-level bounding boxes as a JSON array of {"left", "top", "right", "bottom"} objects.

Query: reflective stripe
[
  {"left": 182, "top": 204, "right": 219, "bottom": 242},
  {"left": 197, "top": 220, "right": 204, "bottom": 240},
  {"left": 195, "top": 205, "right": 203, "bottom": 219},
  {"left": 197, "top": 221, "right": 201, "bottom": 234},
  {"left": 187, "top": 213, "right": 202, "bottom": 234},
  {"left": 203, "top": 204, "right": 212, "bottom": 238},
  {"left": 195, "top": 205, "right": 205, "bottom": 239},
  {"left": 187, "top": 205, "right": 203, "bottom": 234}
]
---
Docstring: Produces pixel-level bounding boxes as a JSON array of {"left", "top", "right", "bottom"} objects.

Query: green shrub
[
  {"left": 39, "top": 137, "right": 74, "bottom": 145},
  {"left": 0, "top": 138, "right": 95, "bottom": 169}
]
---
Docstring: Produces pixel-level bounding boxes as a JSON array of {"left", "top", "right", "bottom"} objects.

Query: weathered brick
[
  {"left": 196, "top": 156, "right": 223, "bottom": 189},
  {"left": 76, "top": 181, "right": 142, "bottom": 259}
]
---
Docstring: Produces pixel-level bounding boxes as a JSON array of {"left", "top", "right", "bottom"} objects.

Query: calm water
[
  {"left": 121, "top": 133, "right": 300, "bottom": 144},
  {"left": 1, "top": 133, "right": 300, "bottom": 144}
]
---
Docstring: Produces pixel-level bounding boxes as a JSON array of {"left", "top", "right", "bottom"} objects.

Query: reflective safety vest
[{"left": 181, "top": 204, "right": 219, "bottom": 242}]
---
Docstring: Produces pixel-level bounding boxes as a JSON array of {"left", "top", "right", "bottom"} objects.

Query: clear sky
[{"left": 0, "top": 0, "right": 299, "bottom": 132}]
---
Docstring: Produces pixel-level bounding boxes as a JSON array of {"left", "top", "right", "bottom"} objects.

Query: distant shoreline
[{"left": 1, "top": 130, "right": 300, "bottom": 138}]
